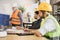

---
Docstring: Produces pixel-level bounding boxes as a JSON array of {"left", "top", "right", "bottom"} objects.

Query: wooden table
[
  {"left": 0, "top": 29, "right": 49, "bottom": 40},
  {"left": 0, "top": 34, "right": 48, "bottom": 40}
]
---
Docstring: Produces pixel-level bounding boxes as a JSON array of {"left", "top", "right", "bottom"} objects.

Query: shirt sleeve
[
  {"left": 18, "top": 12, "right": 23, "bottom": 27},
  {"left": 38, "top": 18, "right": 56, "bottom": 35}
]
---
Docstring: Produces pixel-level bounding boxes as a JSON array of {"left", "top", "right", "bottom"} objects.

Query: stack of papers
[{"left": 6, "top": 29, "right": 25, "bottom": 33}]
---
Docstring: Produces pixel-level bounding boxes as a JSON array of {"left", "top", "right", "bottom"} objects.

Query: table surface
[
  {"left": 0, "top": 34, "right": 49, "bottom": 40},
  {"left": 0, "top": 29, "right": 49, "bottom": 40}
]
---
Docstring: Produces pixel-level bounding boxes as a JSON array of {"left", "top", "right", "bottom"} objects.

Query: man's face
[
  {"left": 39, "top": 11, "right": 46, "bottom": 18},
  {"left": 12, "top": 7, "right": 16, "bottom": 11},
  {"left": 34, "top": 13, "right": 39, "bottom": 19},
  {"left": 39, "top": 11, "right": 43, "bottom": 18}
]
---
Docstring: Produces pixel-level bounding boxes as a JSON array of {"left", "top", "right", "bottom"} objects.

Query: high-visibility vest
[
  {"left": 11, "top": 10, "right": 21, "bottom": 25},
  {"left": 41, "top": 13, "right": 60, "bottom": 37}
]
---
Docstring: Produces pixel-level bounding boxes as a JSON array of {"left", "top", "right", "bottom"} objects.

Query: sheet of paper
[{"left": 6, "top": 29, "right": 25, "bottom": 33}]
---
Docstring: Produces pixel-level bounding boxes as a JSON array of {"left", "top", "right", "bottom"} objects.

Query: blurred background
[{"left": 0, "top": 0, "right": 60, "bottom": 24}]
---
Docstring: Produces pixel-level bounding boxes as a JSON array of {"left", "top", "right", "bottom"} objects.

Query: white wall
[{"left": 0, "top": 0, "right": 13, "bottom": 16}]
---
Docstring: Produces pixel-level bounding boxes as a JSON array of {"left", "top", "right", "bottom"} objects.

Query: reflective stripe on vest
[
  {"left": 11, "top": 10, "right": 21, "bottom": 25},
  {"left": 41, "top": 14, "right": 60, "bottom": 37}
]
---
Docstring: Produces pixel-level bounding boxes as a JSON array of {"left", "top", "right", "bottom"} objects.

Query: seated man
[
  {"left": 24, "top": 2, "right": 60, "bottom": 40},
  {"left": 29, "top": 11, "right": 42, "bottom": 29}
]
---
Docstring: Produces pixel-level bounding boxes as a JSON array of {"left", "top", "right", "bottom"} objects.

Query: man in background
[{"left": 11, "top": 5, "right": 23, "bottom": 30}]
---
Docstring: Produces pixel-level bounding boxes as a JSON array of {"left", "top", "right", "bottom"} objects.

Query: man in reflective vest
[
  {"left": 33, "top": 2, "right": 60, "bottom": 40},
  {"left": 24, "top": 2, "right": 60, "bottom": 40},
  {"left": 11, "top": 6, "right": 23, "bottom": 30}
]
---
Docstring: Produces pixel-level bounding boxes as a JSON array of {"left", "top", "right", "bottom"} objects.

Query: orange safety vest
[{"left": 11, "top": 10, "right": 21, "bottom": 25}]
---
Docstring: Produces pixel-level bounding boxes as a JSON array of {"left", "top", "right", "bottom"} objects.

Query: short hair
[{"left": 35, "top": 11, "right": 39, "bottom": 15}]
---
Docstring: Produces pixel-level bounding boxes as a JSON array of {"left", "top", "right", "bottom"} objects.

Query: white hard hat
[{"left": 12, "top": 3, "right": 18, "bottom": 7}]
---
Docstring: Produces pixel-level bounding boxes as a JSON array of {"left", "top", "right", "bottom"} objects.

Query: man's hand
[
  {"left": 23, "top": 28, "right": 30, "bottom": 32},
  {"left": 23, "top": 28, "right": 42, "bottom": 37},
  {"left": 16, "top": 26, "right": 24, "bottom": 30},
  {"left": 31, "top": 30, "right": 42, "bottom": 37}
]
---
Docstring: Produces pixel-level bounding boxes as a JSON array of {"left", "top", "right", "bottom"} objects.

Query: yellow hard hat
[{"left": 38, "top": 2, "right": 52, "bottom": 12}]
